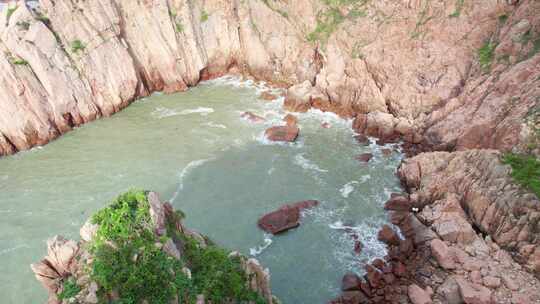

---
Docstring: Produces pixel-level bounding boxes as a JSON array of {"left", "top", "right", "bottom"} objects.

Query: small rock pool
[{"left": 0, "top": 76, "right": 403, "bottom": 303}]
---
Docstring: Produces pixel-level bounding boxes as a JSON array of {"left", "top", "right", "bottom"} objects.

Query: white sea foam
[
  {"left": 267, "top": 167, "right": 275, "bottom": 175},
  {"left": 202, "top": 122, "right": 227, "bottom": 129},
  {"left": 339, "top": 181, "right": 359, "bottom": 198},
  {"left": 249, "top": 234, "right": 273, "bottom": 256},
  {"left": 294, "top": 154, "right": 328, "bottom": 173},
  {"left": 152, "top": 107, "right": 214, "bottom": 119},
  {"left": 359, "top": 175, "right": 371, "bottom": 183},
  {"left": 170, "top": 158, "right": 214, "bottom": 203}
]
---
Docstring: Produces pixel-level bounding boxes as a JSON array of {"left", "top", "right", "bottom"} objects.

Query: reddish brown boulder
[
  {"left": 365, "top": 265, "right": 384, "bottom": 288},
  {"left": 408, "top": 284, "right": 433, "bottom": 304},
  {"left": 354, "top": 134, "right": 369, "bottom": 145},
  {"left": 384, "top": 195, "right": 411, "bottom": 212},
  {"left": 283, "top": 114, "right": 298, "bottom": 127},
  {"left": 257, "top": 200, "right": 319, "bottom": 234},
  {"left": 378, "top": 225, "right": 400, "bottom": 246},
  {"left": 381, "top": 148, "right": 392, "bottom": 157},
  {"left": 241, "top": 111, "right": 266, "bottom": 123},
  {"left": 342, "top": 273, "right": 362, "bottom": 291},
  {"left": 259, "top": 91, "right": 278, "bottom": 101},
  {"left": 321, "top": 122, "right": 331, "bottom": 129},
  {"left": 264, "top": 125, "right": 299, "bottom": 142},
  {"left": 354, "top": 240, "right": 363, "bottom": 254},
  {"left": 355, "top": 153, "right": 373, "bottom": 163},
  {"left": 330, "top": 291, "right": 369, "bottom": 304}
]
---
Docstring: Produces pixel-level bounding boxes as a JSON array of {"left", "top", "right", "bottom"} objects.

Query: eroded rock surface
[{"left": 258, "top": 200, "right": 319, "bottom": 234}]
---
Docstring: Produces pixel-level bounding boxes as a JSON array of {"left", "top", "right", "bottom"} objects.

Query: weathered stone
[
  {"left": 408, "top": 284, "right": 432, "bottom": 304},
  {"left": 342, "top": 273, "right": 362, "bottom": 291},
  {"left": 264, "top": 125, "right": 299, "bottom": 142},
  {"left": 430, "top": 239, "right": 456, "bottom": 270},
  {"left": 283, "top": 114, "right": 298, "bottom": 127},
  {"left": 356, "top": 153, "right": 373, "bottom": 163},
  {"left": 257, "top": 200, "right": 319, "bottom": 234},
  {"left": 241, "top": 112, "right": 266, "bottom": 123},
  {"left": 455, "top": 276, "right": 493, "bottom": 304},
  {"left": 378, "top": 225, "right": 400, "bottom": 246}
]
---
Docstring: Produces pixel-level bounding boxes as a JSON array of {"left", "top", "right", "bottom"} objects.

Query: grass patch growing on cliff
[
  {"left": 502, "top": 153, "right": 540, "bottom": 198},
  {"left": 478, "top": 41, "right": 496, "bottom": 71},
  {"left": 58, "top": 277, "right": 81, "bottom": 300},
  {"left": 449, "top": 0, "right": 464, "bottom": 18},
  {"left": 88, "top": 190, "right": 266, "bottom": 304},
  {"left": 71, "top": 40, "right": 86, "bottom": 53}
]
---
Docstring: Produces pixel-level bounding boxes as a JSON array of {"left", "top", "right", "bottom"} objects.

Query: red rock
[
  {"left": 354, "top": 241, "right": 363, "bottom": 254},
  {"left": 331, "top": 291, "right": 369, "bottom": 304},
  {"left": 264, "top": 125, "right": 299, "bottom": 142},
  {"left": 372, "top": 258, "right": 386, "bottom": 271},
  {"left": 455, "top": 276, "right": 493, "bottom": 304},
  {"left": 241, "top": 111, "right": 266, "bottom": 123},
  {"left": 378, "top": 225, "right": 400, "bottom": 246},
  {"left": 354, "top": 134, "right": 369, "bottom": 144},
  {"left": 384, "top": 196, "right": 411, "bottom": 212},
  {"left": 283, "top": 114, "right": 298, "bottom": 127},
  {"left": 392, "top": 262, "right": 407, "bottom": 277},
  {"left": 342, "top": 273, "right": 362, "bottom": 291},
  {"left": 259, "top": 91, "right": 278, "bottom": 101},
  {"left": 257, "top": 200, "right": 318, "bottom": 234},
  {"left": 430, "top": 239, "right": 456, "bottom": 270},
  {"left": 321, "top": 122, "right": 331, "bottom": 129},
  {"left": 482, "top": 276, "right": 500, "bottom": 288},
  {"left": 356, "top": 153, "right": 373, "bottom": 163},
  {"left": 408, "top": 284, "right": 432, "bottom": 304},
  {"left": 366, "top": 265, "right": 384, "bottom": 288}
]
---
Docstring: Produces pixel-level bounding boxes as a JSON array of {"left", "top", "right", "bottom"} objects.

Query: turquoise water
[{"left": 0, "top": 76, "right": 402, "bottom": 303}]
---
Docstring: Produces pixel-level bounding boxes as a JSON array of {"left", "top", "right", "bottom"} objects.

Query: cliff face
[{"left": 2, "top": 0, "right": 538, "bottom": 155}]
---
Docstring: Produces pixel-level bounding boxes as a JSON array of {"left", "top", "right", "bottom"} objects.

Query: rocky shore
[
  {"left": 330, "top": 150, "right": 540, "bottom": 304},
  {"left": 10, "top": 0, "right": 540, "bottom": 303},
  {"left": 32, "top": 191, "right": 277, "bottom": 304}
]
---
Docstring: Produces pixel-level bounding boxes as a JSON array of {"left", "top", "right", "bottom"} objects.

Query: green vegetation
[
  {"left": 502, "top": 153, "right": 540, "bottom": 198},
  {"left": 16, "top": 21, "right": 30, "bottom": 30},
  {"left": 12, "top": 58, "right": 28, "bottom": 65},
  {"left": 449, "top": 0, "right": 464, "bottom": 18},
  {"left": 201, "top": 10, "right": 209, "bottom": 22},
  {"left": 478, "top": 41, "right": 496, "bottom": 71},
  {"left": 35, "top": 12, "right": 50, "bottom": 23},
  {"left": 58, "top": 277, "right": 81, "bottom": 300},
  {"left": 176, "top": 21, "right": 184, "bottom": 33},
  {"left": 71, "top": 40, "right": 86, "bottom": 53},
  {"left": 411, "top": 2, "right": 434, "bottom": 39},
  {"left": 307, "top": 0, "right": 369, "bottom": 43},
  {"left": 498, "top": 14, "right": 508, "bottom": 24},
  {"left": 6, "top": 6, "right": 18, "bottom": 22},
  {"left": 88, "top": 190, "right": 266, "bottom": 304}
]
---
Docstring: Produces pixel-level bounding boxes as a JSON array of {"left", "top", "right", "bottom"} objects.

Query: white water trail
[
  {"left": 249, "top": 234, "right": 273, "bottom": 256},
  {"left": 170, "top": 158, "right": 214, "bottom": 203},
  {"left": 294, "top": 153, "right": 328, "bottom": 173},
  {"left": 339, "top": 181, "right": 359, "bottom": 198}
]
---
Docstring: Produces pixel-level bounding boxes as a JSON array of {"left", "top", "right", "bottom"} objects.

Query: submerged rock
[
  {"left": 283, "top": 114, "right": 298, "bottom": 127},
  {"left": 241, "top": 111, "right": 266, "bottom": 123},
  {"left": 258, "top": 200, "right": 319, "bottom": 234},
  {"left": 355, "top": 153, "right": 373, "bottom": 163},
  {"left": 265, "top": 125, "right": 299, "bottom": 142},
  {"left": 259, "top": 91, "right": 279, "bottom": 101}
]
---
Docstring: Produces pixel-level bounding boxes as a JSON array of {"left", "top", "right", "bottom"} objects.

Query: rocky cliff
[
  {"left": 2, "top": 0, "right": 539, "bottom": 156},
  {"left": 32, "top": 190, "right": 276, "bottom": 304}
]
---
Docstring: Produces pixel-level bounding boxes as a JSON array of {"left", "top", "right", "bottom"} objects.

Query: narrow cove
[{"left": 0, "top": 76, "right": 403, "bottom": 303}]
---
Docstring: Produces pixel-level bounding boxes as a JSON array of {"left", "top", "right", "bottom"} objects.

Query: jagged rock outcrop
[
  {"left": 2, "top": 0, "right": 531, "bottom": 155},
  {"left": 330, "top": 150, "right": 540, "bottom": 304},
  {"left": 32, "top": 191, "right": 275, "bottom": 304}
]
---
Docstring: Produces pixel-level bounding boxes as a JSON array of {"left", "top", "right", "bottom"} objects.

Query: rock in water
[
  {"left": 264, "top": 125, "right": 299, "bottom": 142},
  {"left": 342, "top": 273, "right": 362, "bottom": 291},
  {"left": 258, "top": 200, "right": 319, "bottom": 234},
  {"left": 241, "top": 111, "right": 266, "bottom": 123},
  {"left": 283, "top": 114, "right": 298, "bottom": 127},
  {"left": 355, "top": 153, "right": 373, "bottom": 163},
  {"left": 259, "top": 91, "right": 279, "bottom": 101}
]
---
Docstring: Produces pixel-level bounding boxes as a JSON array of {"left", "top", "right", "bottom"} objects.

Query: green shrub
[
  {"left": 502, "top": 153, "right": 540, "bottom": 198},
  {"left": 71, "top": 40, "right": 86, "bottom": 53},
  {"left": 12, "top": 58, "right": 28, "bottom": 65},
  {"left": 201, "top": 10, "right": 209, "bottom": 22},
  {"left": 88, "top": 190, "right": 266, "bottom": 304},
  {"left": 6, "top": 6, "right": 18, "bottom": 21},
  {"left": 58, "top": 277, "right": 81, "bottom": 300},
  {"left": 449, "top": 0, "right": 464, "bottom": 18},
  {"left": 478, "top": 41, "right": 496, "bottom": 71}
]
